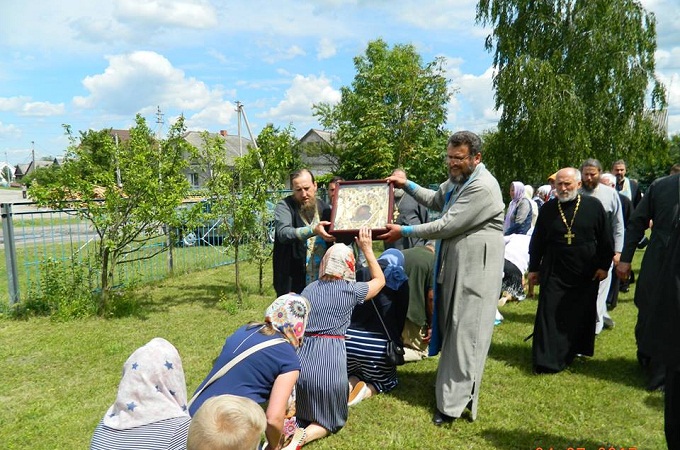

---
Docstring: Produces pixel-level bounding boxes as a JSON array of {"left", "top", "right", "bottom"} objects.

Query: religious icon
[{"left": 329, "top": 180, "right": 394, "bottom": 238}]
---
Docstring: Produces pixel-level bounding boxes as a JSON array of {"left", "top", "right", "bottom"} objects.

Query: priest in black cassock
[
  {"left": 528, "top": 167, "right": 614, "bottom": 374},
  {"left": 617, "top": 173, "right": 680, "bottom": 392}
]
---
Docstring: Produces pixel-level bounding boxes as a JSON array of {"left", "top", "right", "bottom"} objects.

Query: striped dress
[
  {"left": 296, "top": 279, "right": 369, "bottom": 432},
  {"left": 346, "top": 263, "right": 409, "bottom": 393},
  {"left": 90, "top": 416, "right": 190, "bottom": 450},
  {"left": 345, "top": 328, "right": 397, "bottom": 392}
]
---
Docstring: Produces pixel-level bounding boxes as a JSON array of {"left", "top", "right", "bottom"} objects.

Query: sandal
[{"left": 281, "top": 427, "right": 306, "bottom": 450}]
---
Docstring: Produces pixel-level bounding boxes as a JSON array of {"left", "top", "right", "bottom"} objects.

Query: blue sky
[{"left": 1, "top": 0, "right": 678, "bottom": 167}]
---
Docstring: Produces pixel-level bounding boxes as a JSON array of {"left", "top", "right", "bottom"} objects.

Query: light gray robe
[{"left": 404, "top": 164, "right": 504, "bottom": 420}]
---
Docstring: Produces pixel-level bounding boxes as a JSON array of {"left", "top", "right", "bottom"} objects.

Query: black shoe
[
  {"left": 603, "top": 317, "right": 615, "bottom": 329},
  {"left": 432, "top": 409, "right": 455, "bottom": 426}
]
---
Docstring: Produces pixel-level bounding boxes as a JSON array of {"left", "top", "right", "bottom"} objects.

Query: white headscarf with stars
[{"left": 103, "top": 337, "right": 189, "bottom": 430}]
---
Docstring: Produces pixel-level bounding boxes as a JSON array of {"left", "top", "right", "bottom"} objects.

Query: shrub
[{"left": 18, "top": 256, "right": 98, "bottom": 320}]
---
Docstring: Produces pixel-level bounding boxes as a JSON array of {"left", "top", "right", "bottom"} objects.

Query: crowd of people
[{"left": 89, "top": 131, "right": 680, "bottom": 449}]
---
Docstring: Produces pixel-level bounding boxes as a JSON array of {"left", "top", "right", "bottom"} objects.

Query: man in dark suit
[
  {"left": 612, "top": 160, "right": 642, "bottom": 208},
  {"left": 273, "top": 169, "right": 333, "bottom": 296}
]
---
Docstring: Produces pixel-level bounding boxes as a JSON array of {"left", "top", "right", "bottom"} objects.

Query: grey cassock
[{"left": 404, "top": 164, "right": 504, "bottom": 420}]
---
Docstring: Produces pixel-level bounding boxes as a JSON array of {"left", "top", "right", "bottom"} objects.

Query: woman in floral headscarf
[
  {"left": 285, "top": 228, "right": 385, "bottom": 450},
  {"left": 503, "top": 181, "right": 533, "bottom": 235},
  {"left": 90, "top": 338, "right": 191, "bottom": 450},
  {"left": 189, "top": 293, "right": 311, "bottom": 450}
]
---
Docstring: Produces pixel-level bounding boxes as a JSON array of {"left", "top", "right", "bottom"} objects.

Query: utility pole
[
  {"left": 236, "top": 101, "right": 243, "bottom": 158},
  {"left": 235, "top": 101, "right": 263, "bottom": 170},
  {"left": 31, "top": 141, "right": 35, "bottom": 172},
  {"left": 155, "top": 106, "right": 164, "bottom": 140},
  {"left": 155, "top": 106, "right": 164, "bottom": 182},
  {"left": 153, "top": 106, "right": 174, "bottom": 273},
  {"left": 114, "top": 133, "right": 122, "bottom": 188}
]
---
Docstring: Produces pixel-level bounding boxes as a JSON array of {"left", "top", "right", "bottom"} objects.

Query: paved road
[
  {"left": 0, "top": 188, "right": 40, "bottom": 213},
  {"left": 0, "top": 189, "right": 99, "bottom": 246}
]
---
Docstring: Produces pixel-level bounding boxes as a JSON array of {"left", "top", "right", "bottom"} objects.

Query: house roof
[
  {"left": 299, "top": 128, "right": 334, "bottom": 145},
  {"left": 109, "top": 129, "right": 131, "bottom": 142},
  {"left": 15, "top": 163, "right": 30, "bottom": 176},
  {"left": 183, "top": 131, "right": 254, "bottom": 165},
  {"left": 298, "top": 129, "right": 338, "bottom": 176}
]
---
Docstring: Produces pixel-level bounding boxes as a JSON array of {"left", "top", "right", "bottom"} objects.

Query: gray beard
[
  {"left": 393, "top": 188, "right": 404, "bottom": 199},
  {"left": 450, "top": 174, "right": 469, "bottom": 185},
  {"left": 558, "top": 190, "right": 579, "bottom": 203}
]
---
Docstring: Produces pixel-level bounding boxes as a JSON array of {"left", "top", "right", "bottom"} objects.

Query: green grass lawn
[{"left": 0, "top": 254, "right": 664, "bottom": 449}]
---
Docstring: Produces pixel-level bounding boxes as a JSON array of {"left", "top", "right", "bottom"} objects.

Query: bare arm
[
  {"left": 355, "top": 228, "right": 385, "bottom": 300},
  {"left": 264, "top": 370, "right": 299, "bottom": 450}
]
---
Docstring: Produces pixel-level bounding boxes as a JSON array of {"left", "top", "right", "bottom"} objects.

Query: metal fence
[{"left": 0, "top": 193, "right": 290, "bottom": 306}]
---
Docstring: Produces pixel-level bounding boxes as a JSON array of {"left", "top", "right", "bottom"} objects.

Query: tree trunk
[
  {"left": 99, "top": 246, "right": 110, "bottom": 313},
  {"left": 234, "top": 245, "right": 243, "bottom": 306},
  {"left": 259, "top": 258, "right": 264, "bottom": 295}
]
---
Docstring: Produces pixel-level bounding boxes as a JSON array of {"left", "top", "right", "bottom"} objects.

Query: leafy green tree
[
  {"left": 29, "top": 115, "right": 191, "bottom": 312},
  {"left": 249, "top": 124, "right": 300, "bottom": 293},
  {"left": 256, "top": 123, "right": 301, "bottom": 188},
  {"left": 194, "top": 130, "right": 285, "bottom": 303},
  {"left": 314, "top": 38, "right": 452, "bottom": 185},
  {"left": 631, "top": 131, "right": 678, "bottom": 191},
  {"left": 477, "top": 0, "right": 668, "bottom": 191}
]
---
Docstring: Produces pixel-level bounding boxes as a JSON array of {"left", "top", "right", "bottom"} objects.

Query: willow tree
[
  {"left": 314, "top": 38, "right": 451, "bottom": 184},
  {"left": 476, "top": 0, "right": 667, "bottom": 189}
]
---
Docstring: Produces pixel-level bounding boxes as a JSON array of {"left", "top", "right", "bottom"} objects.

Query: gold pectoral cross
[{"left": 564, "top": 231, "right": 575, "bottom": 245}]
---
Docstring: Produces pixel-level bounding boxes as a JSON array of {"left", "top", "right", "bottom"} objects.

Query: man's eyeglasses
[{"left": 445, "top": 154, "right": 472, "bottom": 163}]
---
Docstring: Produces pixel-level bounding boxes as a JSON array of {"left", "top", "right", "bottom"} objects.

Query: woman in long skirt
[{"left": 286, "top": 228, "right": 385, "bottom": 449}]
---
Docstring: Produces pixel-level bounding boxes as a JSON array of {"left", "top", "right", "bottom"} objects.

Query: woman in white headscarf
[
  {"left": 346, "top": 248, "right": 409, "bottom": 406},
  {"left": 503, "top": 181, "right": 533, "bottom": 235},
  {"left": 286, "top": 228, "right": 385, "bottom": 450},
  {"left": 90, "top": 338, "right": 191, "bottom": 450},
  {"left": 524, "top": 184, "right": 539, "bottom": 229}
]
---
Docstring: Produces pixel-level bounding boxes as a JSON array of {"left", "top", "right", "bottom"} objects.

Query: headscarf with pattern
[
  {"left": 378, "top": 248, "right": 408, "bottom": 290},
  {"left": 265, "top": 293, "right": 312, "bottom": 349},
  {"left": 103, "top": 337, "right": 189, "bottom": 430},
  {"left": 319, "top": 243, "right": 356, "bottom": 281}
]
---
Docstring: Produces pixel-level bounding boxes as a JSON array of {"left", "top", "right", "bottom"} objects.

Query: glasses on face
[{"left": 445, "top": 154, "right": 472, "bottom": 163}]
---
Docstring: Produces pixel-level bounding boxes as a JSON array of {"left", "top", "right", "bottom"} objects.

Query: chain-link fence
[{"left": 1, "top": 192, "right": 291, "bottom": 306}]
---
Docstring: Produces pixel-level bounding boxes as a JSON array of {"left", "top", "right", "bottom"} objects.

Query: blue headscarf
[{"left": 378, "top": 248, "right": 408, "bottom": 290}]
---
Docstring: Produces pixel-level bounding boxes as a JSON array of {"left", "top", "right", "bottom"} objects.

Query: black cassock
[
  {"left": 621, "top": 174, "right": 680, "bottom": 380},
  {"left": 529, "top": 195, "right": 614, "bottom": 373}
]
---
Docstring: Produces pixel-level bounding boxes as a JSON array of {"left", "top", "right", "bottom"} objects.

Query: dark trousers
[
  {"left": 273, "top": 264, "right": 306, "bottom": 296},
  {"left": 666, "top": 368, "right": 680, "bottom": 450}
]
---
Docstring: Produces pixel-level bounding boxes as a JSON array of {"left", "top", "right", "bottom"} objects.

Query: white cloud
[
  {"left": 0, "top": 97, "right": 31, "bottom": 111},
  {"left": 317, "top": 38, "right": 337, "bottom": 60},
  {"left": 444, "top": 58, "right": 500, "bottom": 133},
  {"left": 69, "top": 17, "right": 133, "bottom": 44},
  {"left": 185, "top": 101, "right": 238, "bottom": 130},
  {"left": 114, "top": 0, "right": 218, "bottom": 29},
  {"left": 0, "top": 122, "right": 22, "bottom": 139},
  {"left": 388, "top": 0, "right": 487, "bottom": 37},
  {"left": 641, "top": 0, "right": 680, "bottom": 47},
  {"left": 73, "top": 51, "right": 221, "bottom": 115},
  {"left": 261, "top": 45, "right": 307, "bottom": 64},
  {"left": 23, "top": 102, "right": 66, "bottom": 117},
  {"left": 0, "top": 97, "right": 65, "bottom": 117},
  {"left": 656, "top": 47, "right": 680, "bottom": 72},
  {"left": 259, "top": 74, "right": 341, "bottom": 125}
]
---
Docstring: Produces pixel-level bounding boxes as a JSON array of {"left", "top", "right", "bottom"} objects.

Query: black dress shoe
[{"left": 432, "top": 409, "right": 455, "bottom": 426}]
